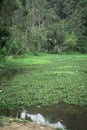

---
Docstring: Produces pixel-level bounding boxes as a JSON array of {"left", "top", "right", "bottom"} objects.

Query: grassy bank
[{"left": 0, "top": 54, "right": 87, "bottom": 110}]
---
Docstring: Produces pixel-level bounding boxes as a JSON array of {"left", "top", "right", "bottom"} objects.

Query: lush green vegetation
[
  {"left": 0, "top": 0, "right": 87, "bottom": 59},
  {"left": 0, "top": 54, "right": 87, "bottom": 110},
  {"left": 0, "top": 1, "right": 87, "bottom": 130}
]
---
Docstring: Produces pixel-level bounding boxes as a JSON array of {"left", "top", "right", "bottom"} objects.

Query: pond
[
  {"left": 0, "top": 68, "right": 87, "bottom": 130},
  {"left": 26, "top": 103, "right": 87, "bottom": 130}
]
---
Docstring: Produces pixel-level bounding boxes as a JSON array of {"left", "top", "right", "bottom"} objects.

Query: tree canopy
[{"left": 0, "top": 0, "right": 87, "bottom": 57}]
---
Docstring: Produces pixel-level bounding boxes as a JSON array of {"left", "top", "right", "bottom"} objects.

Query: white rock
[
  {"left": 20, "top": 111, "right": 67, "bottom": 130},
  {"left": 48, "top": 121, "right": 66, "bottom": 130},
  {"left": 20, "top": 110, "right": 27, "bottom": 119},
  {"left": 27, "top": 113, "right": 45, "bottom": 123}
]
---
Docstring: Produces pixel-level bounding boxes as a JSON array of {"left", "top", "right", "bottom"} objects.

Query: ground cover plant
[{"left": 0, "top": 54, "right": 87, "bottom": 110}]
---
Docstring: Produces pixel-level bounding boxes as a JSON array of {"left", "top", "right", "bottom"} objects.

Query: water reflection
[
  {"left": 0, "top": 68, "right": 30, "bottom": 89},
  {"left": 26, "top": 103, "right": 87, "bottom": 130},
  {"left": 0, "top": 68, "right": 25, "bottom": 80}
]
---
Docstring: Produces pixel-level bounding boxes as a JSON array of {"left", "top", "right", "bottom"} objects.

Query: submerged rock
[{"left": 48, "top": 121, "right": 66, "bottom": 130}]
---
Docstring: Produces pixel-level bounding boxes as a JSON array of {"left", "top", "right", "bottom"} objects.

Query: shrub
[
  {"left": 76, "top": 36, "right": 87, "bottom": 53},
  {"left": 64, "top": 32, "right": 77, "bottom": 51},
  {"left": 54, "top": 46, "right": 61, "bottom": 54},
  {"left": 1, "top": 47, "right": 7, "bottom": 56}
]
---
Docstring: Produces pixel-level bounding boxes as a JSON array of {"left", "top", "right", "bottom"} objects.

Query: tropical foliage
[{"left": 0, "top": 0, "right": 87, "bottom": 57}]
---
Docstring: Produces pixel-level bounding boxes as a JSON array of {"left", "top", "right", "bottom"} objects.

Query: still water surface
[{"left": 26, "top": 103, "right": 87, "bottom": 130}]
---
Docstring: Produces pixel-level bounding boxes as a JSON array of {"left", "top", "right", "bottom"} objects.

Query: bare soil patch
[{"left": 0, "top": 121, "right": 54, "bottom": 130}]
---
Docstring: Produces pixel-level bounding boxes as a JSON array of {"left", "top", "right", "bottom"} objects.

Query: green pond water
[{"left": 0, "top": 69, "right": 87, "bottom": 130}]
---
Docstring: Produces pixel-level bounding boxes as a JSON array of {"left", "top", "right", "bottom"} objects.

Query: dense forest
[{"left": 0, "top": 0, "right": 87, "bottom": 58}]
